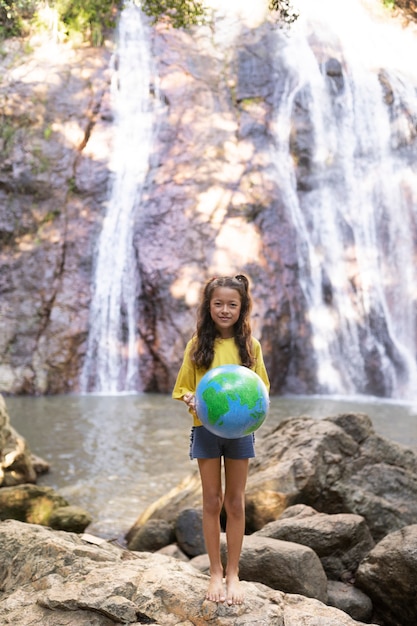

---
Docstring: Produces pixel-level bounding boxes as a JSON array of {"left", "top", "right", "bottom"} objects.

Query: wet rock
[{"left": 0, "top": 14, "right": 314, "bottom": 396}]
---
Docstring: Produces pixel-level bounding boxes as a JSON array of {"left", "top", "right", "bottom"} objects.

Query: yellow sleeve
[
  {"left": 172, "top": 339, "right": 197, "bottom": 399},
  {"left": 172, "top": 338, "right": 203, "bottom": 426},
  {"left": 252, "top": 338, "right": 270, "bottom": 393}
]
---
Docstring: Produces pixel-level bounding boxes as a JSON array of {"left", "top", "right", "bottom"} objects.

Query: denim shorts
[{"left": 189, "top": 426, "right": 255, "bottom": 460}]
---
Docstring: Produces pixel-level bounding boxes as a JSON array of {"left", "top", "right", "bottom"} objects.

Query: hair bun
[{"left": 234, "top": 274, "right": 249, "bottom": 291}]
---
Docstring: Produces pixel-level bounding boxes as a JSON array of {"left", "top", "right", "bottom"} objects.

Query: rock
[
  {"left": 250, "top": 413, "right": 417, "bottom": 541},
  {"left": 0, "top": 484, "right": 67, "bottom": 523},
  {"left": 255, "top": 505, "right": 375, "bottom": 579},
  {"left": 157, "top": 542, "right": 190, "bottom": 563},
  {"left": 356, "top": 524, "right": 417, "bottom": 626},
  {"left": 228, "top": 533, "right": 328, "bottom": 602},
  {"left": 129, "top": 413, "right": 417, "bottom": 544},
  {"left": 0, "top": 41, "right": 112, "bottom": 395},
  {"left": 0, "top": 519, "right": 376, "bottom": 625},
  {"left": 327, "top": 581, "right": 373, "bottom": 624},
  {"left": 245, "top": 487, "right": 289, "bottom": 530},
  {"left": 127, "top": 518, "right": 175, "bottom": 552},
  {"left": 49, "top": 505, "right": 93, "bottom": 533},
  {"left": 189, "top": 552, "right": 210, "bottom": 573},
  {"left": 0, "top": 8, "right": 337, "bottom": 398},
  {"left": 279, "top": 503, "right": 317, "bottom": 519},
  {"left": 0, "top": 484, "right": 91, "bottom": 532},
  {"left": 30, "top": 453, "right": 50, "bottom": 476},
  {"left": 0, "top": 4, "right": 415, "bottom": 398},
  {"left": 175, "top": 507, "right": 205, "bottom": 557},
  {"left": 125, "top": 471, "right": 203, "bottom": 541},
  {"left": 0, "top": 395, "right": 38, "bottom": 486}
]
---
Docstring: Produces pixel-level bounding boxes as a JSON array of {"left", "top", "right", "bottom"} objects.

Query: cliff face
[
  {"left": 136, "top": 18, "right": 312, "bottom": 395},
  {"left": 0, "top": 4, "right": 416, "bottom": 396},
  {"left": 0, "top": 15, "right": 310, "bottom": 395},
  {"left": 0, "top": 40, "right": 114, "bottom": 393}
]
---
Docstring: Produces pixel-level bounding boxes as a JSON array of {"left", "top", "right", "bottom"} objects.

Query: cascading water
[
  {"left": 79, "top": 0, "right": 417, "bottom": 399},
  {"left": 271, "top": 0, "right": 417, "bottom": 398},
  {"left": 81, "top": 3, "right": 157, "bottom": 393}
]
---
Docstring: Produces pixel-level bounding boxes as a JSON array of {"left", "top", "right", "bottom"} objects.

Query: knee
[
  {"left": 203, "top": 492, "right": 223, "bottom": 516},
  {"left": 224, "top": 494, "right": 245, "bottom": 519}
]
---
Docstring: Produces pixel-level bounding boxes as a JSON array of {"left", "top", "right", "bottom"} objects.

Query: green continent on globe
[
  {"left": 201, "top": 384, "right": 229, "bottom": 426},
  {"left": 201, "top": 371, "right": 261, "bottom": 427}
]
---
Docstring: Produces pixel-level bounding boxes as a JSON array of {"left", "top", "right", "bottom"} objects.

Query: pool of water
[{"left": 5, "top": 393, "right": 417, "bottom": 540}]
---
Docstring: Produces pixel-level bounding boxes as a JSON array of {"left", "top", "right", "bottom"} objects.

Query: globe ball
[{"left": 195, "top": 364, "right": 269, "bottom": 439}]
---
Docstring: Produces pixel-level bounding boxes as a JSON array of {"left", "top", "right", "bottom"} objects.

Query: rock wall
[
  {"left": 0, "top": 39, "right": 113, "bottom": 394},
  {"left": 0, "top": 4, "right": 416, "bottom": 396},
  {"left": 136, "top": 17, "right": 313, "bottom": 394},
  {"left": 0, "top": 14, "right": 315, "bottom": 395}
]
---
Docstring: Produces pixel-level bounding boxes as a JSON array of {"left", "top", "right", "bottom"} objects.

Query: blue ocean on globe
[{"left": 195, "top": 364, "right": 269, "bottom": 438}]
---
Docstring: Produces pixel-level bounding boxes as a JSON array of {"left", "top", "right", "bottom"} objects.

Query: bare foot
[
  {"left": 226, "top": 574, "right": 244, "bottom": 605},
  {"left": 206, "top": 572, "right": 226, "bottom": 603}
]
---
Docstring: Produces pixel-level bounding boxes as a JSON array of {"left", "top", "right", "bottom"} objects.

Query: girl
[{"left": 172, "top": 275, "right": 270, "bottom": 606}]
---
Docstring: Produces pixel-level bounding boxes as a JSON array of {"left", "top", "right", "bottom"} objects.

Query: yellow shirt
[{"left": 172, "top": 336, "right": 270, "bottom": 426}]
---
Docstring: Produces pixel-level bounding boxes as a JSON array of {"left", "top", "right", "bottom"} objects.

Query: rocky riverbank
[{"left": 1, "top": 394, "right": 417, "bottom": 624}]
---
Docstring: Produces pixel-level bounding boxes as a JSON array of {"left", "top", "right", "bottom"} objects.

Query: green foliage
[
  {"left": 0, "top": 0, "right": 37, "bottom": 38},
  {"left": 0, "top": 117, "right": 16, "bottom": 153},
  {"left": 140, "top": 0, "right": 207, "bottom": 28},
  {"left": 49, "top": 0, "right": 120, "bottom": 45},
  {"left": 0, "top": 0, "right": 301, "bottom": 43}
]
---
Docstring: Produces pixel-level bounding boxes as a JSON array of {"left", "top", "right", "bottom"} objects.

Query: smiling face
[{"left": 209, "top": 286, "right": 242, "bottom": 338}]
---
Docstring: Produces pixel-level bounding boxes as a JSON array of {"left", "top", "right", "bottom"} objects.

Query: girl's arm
[
  {"left": 253, "top": 338, "right": 270, "bottom": 392},
  {"left": 172, "top": 339, "right": 197, "bottom": 404}
]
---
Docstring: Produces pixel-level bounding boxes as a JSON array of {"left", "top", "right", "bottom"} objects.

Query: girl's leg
[
  {"left": 197, "top": 457, "right": 225, "bottom": 602},
  {"left": 223, "top": 457, "right": 249, "bottom": 605}
]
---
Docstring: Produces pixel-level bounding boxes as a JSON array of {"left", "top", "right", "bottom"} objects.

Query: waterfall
[
  {"left": 81, "top": 3, "right": 157, "bottom": 393},
  {"left": 272, "top": 0, "right": 417, "bottom": 398}
]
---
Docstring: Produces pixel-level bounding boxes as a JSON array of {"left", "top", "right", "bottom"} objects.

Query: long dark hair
[{"left": 192, "top": 275, "right": 255, "bottom": 370}]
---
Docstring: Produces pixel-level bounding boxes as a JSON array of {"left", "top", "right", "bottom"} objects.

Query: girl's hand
[{"left": 183, "top": 393, "right": 196, "bottom": 411}]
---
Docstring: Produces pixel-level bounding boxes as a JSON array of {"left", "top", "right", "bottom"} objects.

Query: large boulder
[
  {"left": 0, "top": 484, "right": 92, "bottom": 533},
  {"left": 228, "top": 533, "right": 328, "bottom": 602},
  {"left": 129, "top": 413, "right": 417, "bottom": 543},
  {"left": 249, "top": 412, "right": 417, "bottom": 541},
  {"left": 356, "top": 524, "right": 417, "bottom": 626},
  {"left": 255, "top": 504, "right": 375, "bottom": 579},
  {"left": 0, "top": 395, "right": 90, "bottom": 533},
  {"left": 0, "top": 519, "right": 376, "bottom": 625}
]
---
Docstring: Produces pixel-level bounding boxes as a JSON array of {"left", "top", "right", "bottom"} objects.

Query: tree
[
  {"left": 269, "top": 0, "right": 299, "bottom": 25},
  {"left": 140, "top": 0, "right": 206, "bottom": 28}
]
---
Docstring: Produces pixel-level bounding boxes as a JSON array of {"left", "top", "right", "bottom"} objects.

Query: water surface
[{"left": 6, "top": 393, "right": 417, "bottom": 540}]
